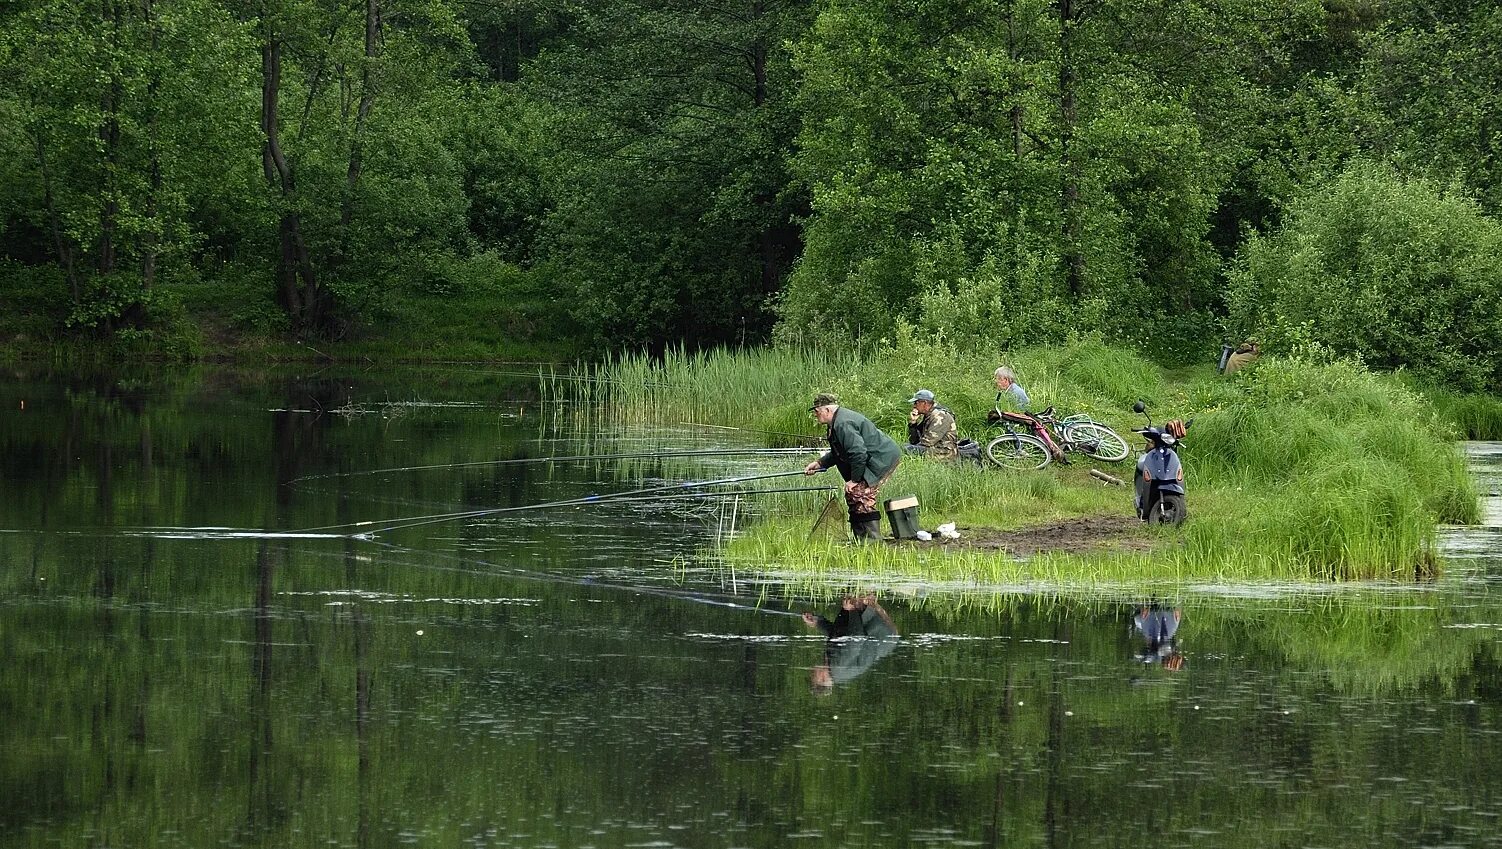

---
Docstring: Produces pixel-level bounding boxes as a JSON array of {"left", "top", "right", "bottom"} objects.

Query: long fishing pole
[
  {"left": 589, "top": 484, "right": 835, "bottom": 506},
  {"left": 307, "top": 468, "right": 822, "bottom": 537},
  {"left": 286, "top": 447, "right": 818, "bottom": 484},
  {"left": 680, "top": 422, "right": 825, "bottom": 444}
]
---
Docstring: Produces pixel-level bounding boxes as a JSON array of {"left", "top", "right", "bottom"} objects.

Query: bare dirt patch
[{"left": 897, "top": 514, "right": 1154, "bottom": 557}]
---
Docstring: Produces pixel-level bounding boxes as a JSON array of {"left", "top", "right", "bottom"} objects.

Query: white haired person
[{"left": 992, "top": 366, "right": 1030, "bottom": 410}]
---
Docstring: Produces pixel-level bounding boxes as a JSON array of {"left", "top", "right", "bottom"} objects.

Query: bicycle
[{"left": 983, "top": 406, "right": 1130, "bottom": 470}]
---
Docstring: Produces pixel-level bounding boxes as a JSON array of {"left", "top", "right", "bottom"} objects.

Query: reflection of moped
[
  {"left": 1132, "top": 605, "right": 1184, "bottom": 670},
  {"left": 1131, "top": 401, "right": 1191, "bottom": 526}
]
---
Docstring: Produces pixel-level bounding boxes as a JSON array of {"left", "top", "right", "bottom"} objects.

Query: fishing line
[
  {"left": 323, "top": 536, "right": 807, "bottom": 620},
  {"left": 679, "top": 422, "right": 825, "bottom": 443},
  {"left": 293, "top": 468, "right": 823, "bottom": 536},
  {"left": 286, "top": 447, "right": 816, "bottom": 484}
]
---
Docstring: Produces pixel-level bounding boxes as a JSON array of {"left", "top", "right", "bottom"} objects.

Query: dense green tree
[
  {"left": 529, "top": 0, "right": 812, "bottom": 352},
  {"left": 0, "top": 0, "right": 259, "bottom": 332},
  {"left": 1354, "top": 0, "right": 1502, "bottom": 213},
  {"left": 1227, "top": 163, "right": 1502, "bottom": 391},
  {"left": 779, "top": 0, "right": 1322, "bottom": 362}
]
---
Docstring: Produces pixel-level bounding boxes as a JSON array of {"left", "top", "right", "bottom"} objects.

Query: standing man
[
  {"left": 803, "top": 392, "right": 900, "bottom": 542},
  {"left": 905, "top": 389, "right": 959, "bottom": 459}
]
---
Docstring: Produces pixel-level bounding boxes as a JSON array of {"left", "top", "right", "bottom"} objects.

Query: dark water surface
[{"left": 4, "top": 367, "right": 1502, "bottom": 848}]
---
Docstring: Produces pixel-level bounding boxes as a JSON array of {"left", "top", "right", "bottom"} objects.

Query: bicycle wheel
[
  {"left": 985, "top": 433, "right": 1052, "bottom": 470},
  {"left": 1062, "top": 421, "right": 1130, "bottom": 462}
]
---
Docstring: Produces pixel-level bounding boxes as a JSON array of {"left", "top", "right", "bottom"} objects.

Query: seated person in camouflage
[{"left": 904, "top": 389, "right": 959, "bottom": 459}]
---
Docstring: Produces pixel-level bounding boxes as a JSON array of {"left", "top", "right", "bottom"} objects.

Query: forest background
[{"left": 1, "top": 0, "right": 1499, "bottom": 394}]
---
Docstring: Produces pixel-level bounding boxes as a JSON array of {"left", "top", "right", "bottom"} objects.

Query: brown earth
[{"left": 894, "top": 514, "right": 1154, "bottom": 557}]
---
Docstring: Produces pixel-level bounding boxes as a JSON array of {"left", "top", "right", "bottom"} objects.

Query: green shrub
[{"left": 1227, "top": 162, "right": 1502, "bottom": 392}]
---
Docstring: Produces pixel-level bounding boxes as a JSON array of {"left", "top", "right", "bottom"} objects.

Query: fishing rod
[
  {"left": 588, "top": 484, "right": 835, "bottom": 506},
  {"left": 301, "top": 468, "right": 823, "bottom": 537},
  {"left": 680, "top": 422, "right": 825, "bottom": 444},
  {"left": 286, "top": 447, "right": 818, "bottom": 483}
]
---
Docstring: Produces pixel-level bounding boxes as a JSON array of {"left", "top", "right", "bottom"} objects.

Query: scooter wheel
[{"left": 1148, "top": 493, "right": 1187, "bottom": 527}]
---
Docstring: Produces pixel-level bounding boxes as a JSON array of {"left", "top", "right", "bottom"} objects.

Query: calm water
[{"left": 3, "top": 367, "right": 1502, "bottom": 849}]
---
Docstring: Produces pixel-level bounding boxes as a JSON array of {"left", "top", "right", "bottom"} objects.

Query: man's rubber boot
[{"left": 850, "top": 511, "right": 885, "bottom": 542}]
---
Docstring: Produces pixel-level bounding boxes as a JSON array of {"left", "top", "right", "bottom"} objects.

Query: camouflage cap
[{"left": 809, "top": 392, "right": 840, "bottom": 411}]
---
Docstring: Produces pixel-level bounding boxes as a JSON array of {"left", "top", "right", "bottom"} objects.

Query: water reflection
[
  {"left": 1131, "top": 604, "right": 1184, "bottom": 670},
  {"left": 5, "top": 371, "right": 1502, "bottom": 848},
  {"left": 800, "top": 594, "right": 900, "bottom": 692}
]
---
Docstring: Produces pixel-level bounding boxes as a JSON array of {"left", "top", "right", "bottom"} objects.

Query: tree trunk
[
  {"left": 98, "top": 0, "right": 124, "bottom": 278},
  {"left": 340, "top": 0, "right": 381, "bottom": 240},
  {"left": 260, "top": 14, "right": 322, "bottom": 335},
  {"left": 32, "top": 128, "right": 81, "bottom": 302},
  {"left": 1058, "top": 0, "right": 1084, "bottom": 298},
  {"left": 141, "top": 0, "right": 160, "bottom": 291},
  {"left": 1008, "top": 2, "right": 1023, "bottom": 160}
]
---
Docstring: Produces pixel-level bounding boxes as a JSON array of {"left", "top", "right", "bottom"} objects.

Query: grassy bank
[{"left": 558, "top": 336, "right": 1479, "bottom": 581}]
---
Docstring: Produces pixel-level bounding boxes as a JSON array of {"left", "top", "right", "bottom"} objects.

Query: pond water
[{"left": 3, "top": 367, "right": 1502, "bottom": 849}]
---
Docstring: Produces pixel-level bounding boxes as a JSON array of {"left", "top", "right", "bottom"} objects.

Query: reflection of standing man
[
  {"left": 803, "top": 393, "right": 900, "bottom": 542},
  {"left": 801, "top": 595, "right": 899, "bottom": 692},
  {"left": 1132, "top": 605, "right": 1183, "bottom": 670}
]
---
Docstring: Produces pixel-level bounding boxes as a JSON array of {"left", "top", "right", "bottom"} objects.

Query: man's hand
[
  {"left": 800, "top": 612, "right": 818, "bottom": 628},
  {"left": 844, "top": 480, "right": 859, "bottom": 494},
  {"left": 803, "top": 460, "right": 823, "bottom": 475},
  {"left": 908, "top": 408, "right": 923, "bottom": 424}
]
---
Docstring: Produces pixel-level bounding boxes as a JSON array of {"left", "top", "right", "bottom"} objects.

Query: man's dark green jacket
[{"left": 818, "top": 407, "right": 900, "bottom": 485}]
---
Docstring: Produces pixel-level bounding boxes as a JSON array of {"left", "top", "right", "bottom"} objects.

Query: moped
[{"left": 1131, "top": 401, "right": 1190, "bottom": 526}]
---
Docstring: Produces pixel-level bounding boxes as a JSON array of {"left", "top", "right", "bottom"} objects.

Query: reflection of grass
[{"left": 567, "top": 339, "right": 1480, "bottom": 580}]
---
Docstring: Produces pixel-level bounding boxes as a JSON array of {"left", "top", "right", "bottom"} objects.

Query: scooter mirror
[{"left": 1132, "top": 401, "right": 1146, "bottom": 414}]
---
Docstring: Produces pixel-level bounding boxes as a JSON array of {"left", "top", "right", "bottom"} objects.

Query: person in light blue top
[{"left": 993, "top": 366, "right": 1030, "bottom": 410}]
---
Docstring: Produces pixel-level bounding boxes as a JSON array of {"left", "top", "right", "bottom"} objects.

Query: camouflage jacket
[{"left": 907, "top": 404, "right": 959, "bottom": 459}]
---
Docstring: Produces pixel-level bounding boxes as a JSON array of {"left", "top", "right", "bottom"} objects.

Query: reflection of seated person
[
  {"left": 1132, "top": 605, "right": 1184, "bottom": 670},
  {"left": 801, "top": 595, "right": 899, "bottom": 692}
]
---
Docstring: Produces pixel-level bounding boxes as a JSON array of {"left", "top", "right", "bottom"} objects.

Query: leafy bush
[{"left": 1227, "top": 162, "right": 1502, "bottom": 392}]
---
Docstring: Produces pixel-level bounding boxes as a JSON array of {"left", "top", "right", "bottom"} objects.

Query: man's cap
[
  {"left": 908, "top": 389, "right": 935, "bottom": 404},
  {"left": 809, "top": 392, "right": 840, "bottom": 410}
]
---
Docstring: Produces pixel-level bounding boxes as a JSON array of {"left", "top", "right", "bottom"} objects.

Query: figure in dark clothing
[
  {"left": 801, "top": 595, "right": 899, "bottom": 692},
  {"left": 803, "top": 392, "right": 901, "bottom": 541}
]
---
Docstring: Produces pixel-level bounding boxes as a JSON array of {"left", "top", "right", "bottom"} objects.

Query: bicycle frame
[{"left": 993, "top": 410, "right": 1067, "bottom": 461}]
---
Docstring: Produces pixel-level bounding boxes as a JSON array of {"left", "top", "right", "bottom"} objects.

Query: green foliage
[
  {"left": 778, "top": 0, "right": 1321, "bottom": 362},
  {"left": 0, "top": 262, "right": 69, "bottom": 343},
  {"left": 1227, "top": 163, "right": 1502, "bottom": 391},
  {"left": 1424, "top": 390, "right": 1502, "bottom": 441},
  {"left": 530, "top": 0, "right": 811, "bottom": 352},
  {"left": 1356, "top": 2, "right": 1502, "bottom": 213}
]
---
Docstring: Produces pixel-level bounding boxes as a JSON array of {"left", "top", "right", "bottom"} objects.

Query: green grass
[
  {"left": 1423, "top": 387, "right": 1502, "bottom": 440},
  {"left": 565, "top": 338, "right": 1480, "bottom": 581}
]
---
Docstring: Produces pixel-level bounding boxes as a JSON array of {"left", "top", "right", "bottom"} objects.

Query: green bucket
[{"left": 883, "top": 494, "right": 920, "bottom": 540}]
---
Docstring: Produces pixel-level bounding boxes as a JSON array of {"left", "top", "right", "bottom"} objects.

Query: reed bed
[
  {"left": 1423, "top": 387, "right": 1502, "bottom": 440},
  {"left": 564, "top": 339, "right": 1480, "bottom": 581}
]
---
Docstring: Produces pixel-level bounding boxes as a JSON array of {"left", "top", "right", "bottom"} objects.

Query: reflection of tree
[{"left": 246, "top": 541, "right": 276, "bottom": 834}]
